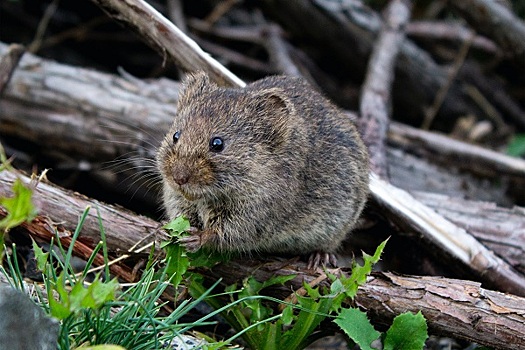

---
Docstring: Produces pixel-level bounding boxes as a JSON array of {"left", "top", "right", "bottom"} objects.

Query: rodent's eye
[
  {"left": 172, "top": 131, "right": 181, "bottom": 144},
  {"left": 209, "top": 137, "right": 224, "bottom": 152}
]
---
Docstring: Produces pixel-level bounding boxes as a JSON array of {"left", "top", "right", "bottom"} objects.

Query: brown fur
[{"left": 156, "top": 72, "right": 369, "bottom": 264}]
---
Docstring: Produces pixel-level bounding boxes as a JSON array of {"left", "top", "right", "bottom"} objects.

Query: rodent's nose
[{"left": 173, "top": 173, "right": 190, "bottom": 186}]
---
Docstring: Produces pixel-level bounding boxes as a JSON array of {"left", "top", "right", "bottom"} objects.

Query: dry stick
[
  {"left": 370, "top": 173, "right": 525, "bottom": 296},
  {"left": 195, "top": 38, "right": 275, "bottom": 74},
  {"left": 1, "top": 169, "right": 524, "bottom": 349},
  {"left": 27, "top": 0, "right": 60, "bottom": 53},
  {"left": 406, "top": 21, "right": 500, "bottom": 55},
  {"left": 447, "top": 0, "right": 525, "bottom": 68},
  {"left": 166, "top": 0, "right": 187, "bottom": 33},
  {"left": 189, "top": 19, "right": 303, "bottom": 77},
  {"left": 421, "top": 32, "right": 474, "bottom": 130},
  {"left": 359, "top": 0, "right": 412, "bottom": 178},
  {"left": 260, "top": 0, "right": 481, "bottom": 123},
  {"left": 389, "top": 122, "right": 525, "bottom": 178},
  {"left": 459, "top": 63, "right": 525, "bottom": 129},
  {"left": 0, "top": 44, "right": 25, "bottom": 96},
  {"left": 263, "top": 24, "right": 303, "bottom": 77},
  {"left": 203, "top": 0, "right": 240, "bottom": 27},
  {"left": 89, "top": 0, "right": 245, "bottom": 88}
]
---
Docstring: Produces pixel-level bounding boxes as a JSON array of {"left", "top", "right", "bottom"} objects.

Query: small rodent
[{"left": 156, "top": 72, "right": 369, "bottom": 268}]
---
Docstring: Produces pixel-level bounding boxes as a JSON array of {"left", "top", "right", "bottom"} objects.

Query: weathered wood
[
  {"left": 1, "top": 168, "right": 524, "bottom": 349},
  {"left": 414, "top": 191, "right": 525, "bottom": 275},
  {"left": 1, "top": 42, "right": 524, "bottom": 295},
  {"left": 360, "top": 0, "right": 412, "bottom": 178},
  {"left": 0, "top": 44, "right": 25, "bottom": 96},
  {"left": 259, "top": 0, "right": 486, "bottom": 125},
  {"left": 0, "top": 170, "right": 163, "bottom": 256},
  {"left": 370, "top": 174, "right": 525, "bottom": 295},
  {"left": 447, "top": 0, "right": 525, "bottom": 70},
  {"left": 89, "top": 0, "right": 245, "bottom": 88}
]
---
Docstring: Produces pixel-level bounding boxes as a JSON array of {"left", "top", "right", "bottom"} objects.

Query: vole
[{"left": 156, "top": 72, "right": 369, "bottom": 268}]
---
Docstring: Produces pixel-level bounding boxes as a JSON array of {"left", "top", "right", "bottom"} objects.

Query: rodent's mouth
[{"left": 176, "top": 185, "right": 202, "bottom": 201}]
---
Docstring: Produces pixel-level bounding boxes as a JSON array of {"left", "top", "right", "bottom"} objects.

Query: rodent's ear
[
  {"left": 251, "top": 88, "right": 295, "bottom": 145},
  {"left": 177, "top": 71, "right": 217, "bottom": 106},
  {"left": 251, "top": 88, "right": 294, "bottom": 117}
]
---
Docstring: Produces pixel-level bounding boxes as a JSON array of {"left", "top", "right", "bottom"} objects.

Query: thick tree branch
[
  {"left": 89, "top": 0, "right": 245, "bottom": 87},
  {"left": 0, "top": 168, "right": 524, "bottom": 349},
  {"left": 360, "top": 0, "right": 412, "bottom": 178},
  {"left": 1, "top": 42, "right": 524, "bottom": 295}
]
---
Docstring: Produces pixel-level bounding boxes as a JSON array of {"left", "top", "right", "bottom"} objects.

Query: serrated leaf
[
  {"left": 282, "top": 296, "right": 332, "bottom": 349},
  {"left": 49, "top": 295, "right": 72, "bottom": 319},
  {"left": 31, "top": 239, "right": 49, "bottom": 272},
  {"left": 342, "top": 238, "right": 389, "bottom": 299},
  {"left": 262, "top": 274, "right": 296, "bottom": 289},
  {"left": 187, "top": 250, "right": 226, "bottom": 268},
  {"left": 334, "top": 307, "right": 380, "bottom": 350},
  {"left": 302, "top": 282, "right": 321, "bottom": 299},
  {"left": 330, "top": 278, "right": 344, "bottom": 294},
  {"left": 0, "top": 178, "right": 37, "bottom": 231},
  {"left": 384, "top": 311, "right": 428, "bottom": 350},
  {"left": 163, "top": 216, "right": 191, "bottom": 236},
  {"left": 87, "top": 277, "right": 118, "bottom": 306},
  {"left": 70, "top": 281, "right": 91, "bottom": 311}
]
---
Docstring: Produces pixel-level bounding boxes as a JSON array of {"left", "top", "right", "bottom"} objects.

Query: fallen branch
[
  {"left": 89, "top": 0, "right": 245, "bottom": 87},
  {"left": 360, "top": 0, "right": 412, "bottom": 178},
  {"left": 0, "top": 168, "right": 524, "bottom": 349},
  {"left": 1, "top": 41, "right": 524, "bottom": 295},
  {"left": 447, "top": 0, "right": 525, "bottom": 69},
  {"left": 0, "top": 43, "right": 24, "bottom": 96}
]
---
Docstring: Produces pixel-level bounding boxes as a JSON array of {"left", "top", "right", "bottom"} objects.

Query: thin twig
[{"left": 421, "top": 32, "right": 474, "bottom": 130}]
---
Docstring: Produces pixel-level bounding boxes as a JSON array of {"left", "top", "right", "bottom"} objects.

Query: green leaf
[
  {"left": 70, "top": 281, "right": 91, "bottom": 311},
  {"left": 281, "top": 305, "right": 294, "bottom": 326},
  {"left": 188, "top": 249, "right": 227, "bottom": 268},
  {"left": 48, "top": 272, "right": 118, "bottom": 320},
  {"left": 239, "top": 277, "right": 271, "bottom": 323},
  {"left": 334, "top": 307, "right": 380, "bottom": 350},
  {"left": 31, "top": 239, "right": 49, "bottom": 272},
  {"left": 49, "top": 295, "right": 72, "bottom": 319},
  {"left": 384, "top": 311, "right": 428, "bottom": 350},
  {"left": 261, "top": 274, "right": 296, "bottom": 289},
  {"left": 282, "top": 296, "right": 332, "bottom": 349},
  {"left": 164, "top": 243, "right": 190, "bottom": 288},
  {"left": 507, "top": 134, "right": 525, "bottom": 157},
  {"left": 341, "top": 238, "right": 389, "bottom": 299},
  {"left": 87, "top": 277, "right": 119, "bottom": 307},
  {"left": 0, "top": 178, "right": 37, "bottom": 231},
  {"left": 163, "top": 216, "right": 191, "bottom": 237},
  {"left": 302, "top": 282, "right": 321, "bottom": 299}
]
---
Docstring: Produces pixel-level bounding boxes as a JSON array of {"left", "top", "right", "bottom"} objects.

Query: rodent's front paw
[{"left": 178, "top": 228, "right": 211, "bottom": 252}]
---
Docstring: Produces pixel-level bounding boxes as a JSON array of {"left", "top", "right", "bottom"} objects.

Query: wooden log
[
  {"left": 258, "top": 0, "right": 486, "bottom": 125},
  {"left": 0, "top": 168, "right": 524, "bottom": 349},
  {"left": 1, "top": 42, "right": 524, "bottom": 294}
]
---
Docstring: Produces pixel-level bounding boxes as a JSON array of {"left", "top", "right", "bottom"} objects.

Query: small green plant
[
  {"left": 0, "top": 206, "right": 224, "bottom": 350},
  {"left": 186, "top": 236, "right": 428, "bottom": 350},
  {"left": 0, "top": 145, "right": 38, "bottom": 257}
]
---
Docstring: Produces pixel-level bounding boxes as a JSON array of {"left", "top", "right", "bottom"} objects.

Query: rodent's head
[{"left": 157, "top": 72, "right": 299, "bottom": 202}]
